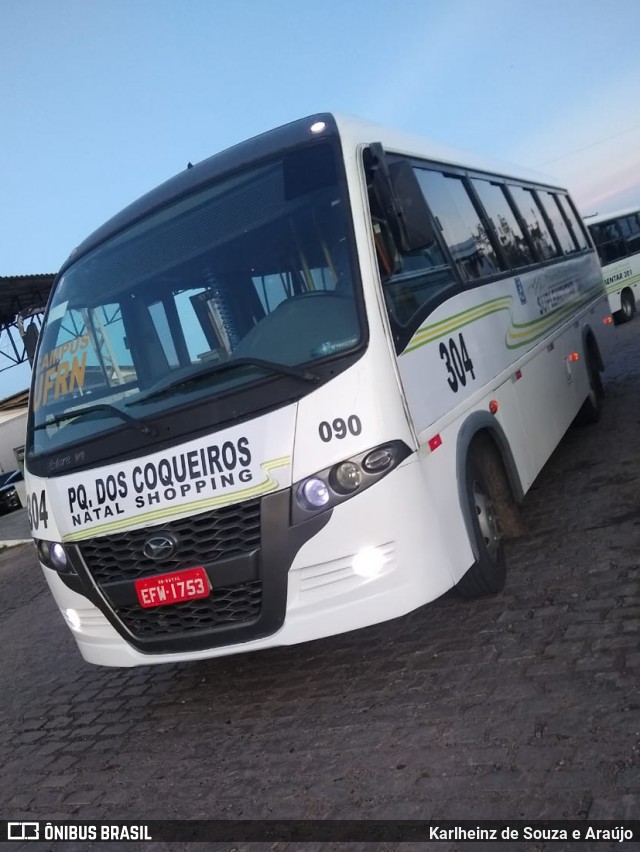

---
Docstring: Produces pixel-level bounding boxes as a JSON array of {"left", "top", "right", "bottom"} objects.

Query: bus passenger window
[
  {"left": 589, "top": 220, "right": 627, "bottom": 264},
  {"left": 620, "top": 214, "right": 640, "bottom": 254},
  {"left": 507, "top": 184, "right": 559, "bottom": 260},
  {"left": 414, "top": 169, "right": 501, "bottom": 280},
  {"left": 471, "top": 179, "right": 534, "bottom": 268},
  {"left": 556, "top": 195, "right": 588, "bottom": 251},
  {"left": 536, "top": 191, "right": 580, "bottom": 255}
]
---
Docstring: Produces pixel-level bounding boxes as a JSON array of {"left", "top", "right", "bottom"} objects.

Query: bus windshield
[{"left": 30, "top": 142, "right": 362, "bottom": 456}]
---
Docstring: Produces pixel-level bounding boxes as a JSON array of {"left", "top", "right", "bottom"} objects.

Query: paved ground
[
  {"left": 1, "top": 320, "right": 640, "bottom": 851},
  {"left": 0, "top": 503, "right": 31, "bottom": 546}
]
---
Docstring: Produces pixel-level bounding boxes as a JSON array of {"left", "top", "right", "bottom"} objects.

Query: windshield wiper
[
  {"left": 130, "top": 356, "right": 320, "bottom": 405},
  {"left": 33, "top": 403, "right": 157, "bottom": 436}
]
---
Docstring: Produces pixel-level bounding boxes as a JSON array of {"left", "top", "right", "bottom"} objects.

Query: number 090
[{"left": 318, "top": 415, "right": 362, "bottom": 442}]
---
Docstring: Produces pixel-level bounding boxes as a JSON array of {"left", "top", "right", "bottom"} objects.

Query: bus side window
[
  {"left": 590, "top": 220, "right": 627, "bottom": 264},
  {"left": 470, "top": 178, "right": 535, "bottom": 268},
  {"left": 507, "top": 184, "right": 559, "bottom": 260},
  {"left": 535, "top": 191, "right": 580, "bottom": 255},
  {"left": 413, "top": 169, "right": 502, "bottom": 280},
  {"left": 367, "top": 162, "right": 458, "bottom": 341},
  {"left": 621, "top": 214, "right": 640, "bottom": 254},
  {"left": 556, "top": 194, "right": 588, "bottom": 251}
]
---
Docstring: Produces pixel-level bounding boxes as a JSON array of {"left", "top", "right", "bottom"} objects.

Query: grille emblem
[{"left": 143, "top": 532, "right": 178, "bottom": 562}]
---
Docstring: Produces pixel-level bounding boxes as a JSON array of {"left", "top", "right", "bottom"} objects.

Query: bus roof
[
  {"left": 332, "top": 113, "right": 560, "bottom": 188},
  {"left": 584, "top": 207, "right": 640, "bottom": 226},
  {"left": 59, "top": 112, "right": 565, "bottom": 275}
]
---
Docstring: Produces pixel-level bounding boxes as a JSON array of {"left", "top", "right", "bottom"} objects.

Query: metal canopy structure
[{"left": 0, "top": 274, "right": 55, "bottom": 374}]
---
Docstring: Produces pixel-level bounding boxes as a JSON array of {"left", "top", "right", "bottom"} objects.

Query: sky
[{"left": 2, "top": 0, "right": 640, "bottom": 395}]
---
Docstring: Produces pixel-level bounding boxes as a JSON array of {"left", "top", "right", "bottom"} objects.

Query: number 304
[{"left": 439, "top": 333, "right": 475, "bottom": 393}]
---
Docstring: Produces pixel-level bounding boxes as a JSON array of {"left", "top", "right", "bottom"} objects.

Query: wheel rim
[{"left": 472, "top": 480, "right": 501, "bottom": 563}]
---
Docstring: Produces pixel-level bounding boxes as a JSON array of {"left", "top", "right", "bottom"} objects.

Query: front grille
[
  {"left": 116, "top": 580, "right": 262, "bottom": 637},
  {"left": 77, "top": 497, "right": 261, "bottom": 583}
]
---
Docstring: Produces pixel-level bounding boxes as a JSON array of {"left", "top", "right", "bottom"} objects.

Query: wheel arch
[
  {"left": 581, "top": 324, "right": 604, "bottom": 373},
  {"left": 455, "top": 412, "right": 524, "bottom": 562}
]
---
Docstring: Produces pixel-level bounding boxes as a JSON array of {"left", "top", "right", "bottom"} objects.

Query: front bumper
[{"left": 42, "top": 457, "right": 457, "bottom": 666}]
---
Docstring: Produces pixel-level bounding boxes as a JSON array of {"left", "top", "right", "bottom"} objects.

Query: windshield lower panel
[{"left": 29, "top": 141, "right": 365, "bottom": 465}]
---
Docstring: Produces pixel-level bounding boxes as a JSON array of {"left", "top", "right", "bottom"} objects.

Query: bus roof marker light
[
  {"left": 309, "top": 121, "right": 326, "bottom": 134},
  {"left": 489, "top": 400, "right": 499, "bottom": 415}
]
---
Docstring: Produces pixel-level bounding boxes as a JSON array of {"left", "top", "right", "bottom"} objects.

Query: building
[{"left": 0, "top": 274, "right": 55, "bottom": 481}]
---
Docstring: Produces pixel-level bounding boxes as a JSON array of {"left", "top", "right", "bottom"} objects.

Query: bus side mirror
[{"left": 366, "top": 143, "right": 436, "bottom": 254}]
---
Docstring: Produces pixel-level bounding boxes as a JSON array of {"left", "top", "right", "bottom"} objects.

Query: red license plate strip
[{"left": 135, "top": 566, "right": 210, "bottom": 609}]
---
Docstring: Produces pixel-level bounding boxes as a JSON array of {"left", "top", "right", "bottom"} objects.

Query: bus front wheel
[
  {"left": 456, "top": 441, "right": 508, "bottom": 599},
  {"left": 575, "top": 344, "right": 604, "bottom": 425}
]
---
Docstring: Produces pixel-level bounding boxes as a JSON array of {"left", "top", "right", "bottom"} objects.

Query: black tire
[
  {"left": 575, "top": 344, "right": 604, "bottom": 425},
  {"left": 617, "top": 289, "right": 636, "bottom": 324},
  {"left": 456, "top": 441, "right": 507, "bottom": 599}
]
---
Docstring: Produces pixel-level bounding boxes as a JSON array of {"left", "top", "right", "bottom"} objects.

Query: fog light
[
  {"left": 352, "top": 547, "right": 385, "bottom": 578},
  {"left": 64, "top": 608, "right": 81, "bottom": 631},
  {"left": 50, "top": 543, "right": 68, "bottom": 570},
  {"left": 298, "top": 477, "right": 330, "bottom": 509},
  {"left": 333, "top": 461, "right": 362, "bottom": 493}
]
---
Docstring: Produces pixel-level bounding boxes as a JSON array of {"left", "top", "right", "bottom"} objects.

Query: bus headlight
[
  {"left": 297, "top": 477, "right": 330, "bottom": 510},
  {"left": 50, "top": 543, "right": 68, "bottom": 571},
  {"left": 292, "top": 440, "right": 411, "bottom": 523},
  {"left": 332, "top": 461, "right": 363, "bottom": 493},
  {"left": 362, "top": 447, "right": 395, "bottom": 473},
  {"left": 35, "top": 539, "right": 74, "bottom": 574}
]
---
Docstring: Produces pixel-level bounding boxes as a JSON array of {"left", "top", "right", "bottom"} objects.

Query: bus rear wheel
[
  {"left": 617, "top": 289, "right": 636, "bottom": 323},
  {"left": 456, "top": 441, "right": 508, "bottom": 599}
]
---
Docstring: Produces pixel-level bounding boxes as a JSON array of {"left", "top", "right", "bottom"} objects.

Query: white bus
[
  {"left": 25, "top": 114, "right": 613, "bottom": 667},
  {"left": 586, "top": 208, "right": 640, "bottom": 322}
]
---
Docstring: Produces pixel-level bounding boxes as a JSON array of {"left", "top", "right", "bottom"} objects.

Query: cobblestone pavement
[{"left": 1, "top": 321, "right": 640, "bottom": 851}]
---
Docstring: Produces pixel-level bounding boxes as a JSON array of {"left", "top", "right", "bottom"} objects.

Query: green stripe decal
[
  {"left": 403, "top": 284, "right": 604, "bottom": 355},
  {"left": 404, "top": 297, "right": 511, "bottom": 352}
]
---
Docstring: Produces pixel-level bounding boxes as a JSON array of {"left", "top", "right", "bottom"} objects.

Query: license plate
[{"left": 135, "top": 566, "right": 210, "bottom": 608}]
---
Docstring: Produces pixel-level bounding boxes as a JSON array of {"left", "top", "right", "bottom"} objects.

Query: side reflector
[
  {"left": 428, "top": 435, "right": 442, "bottom": 452},
  {"left": 514, "top": 369, "right": 522, "bottom": 380},
  {"left": 603, "top": 315, "right": 613, "bottom": 325},
  {"left": 568, "top": 352, "right": 580, "bottom": 362},
  {"left": 489, "top": 400, "right": 499, "bottom": 415}
]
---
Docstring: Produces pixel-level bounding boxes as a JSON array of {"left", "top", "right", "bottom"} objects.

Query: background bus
[
  {"left": 586, "top": 208, "right": 640, "bottom": 322},
  {"left": 25, "top": 114, "right": 613, "bottom": 666}
]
